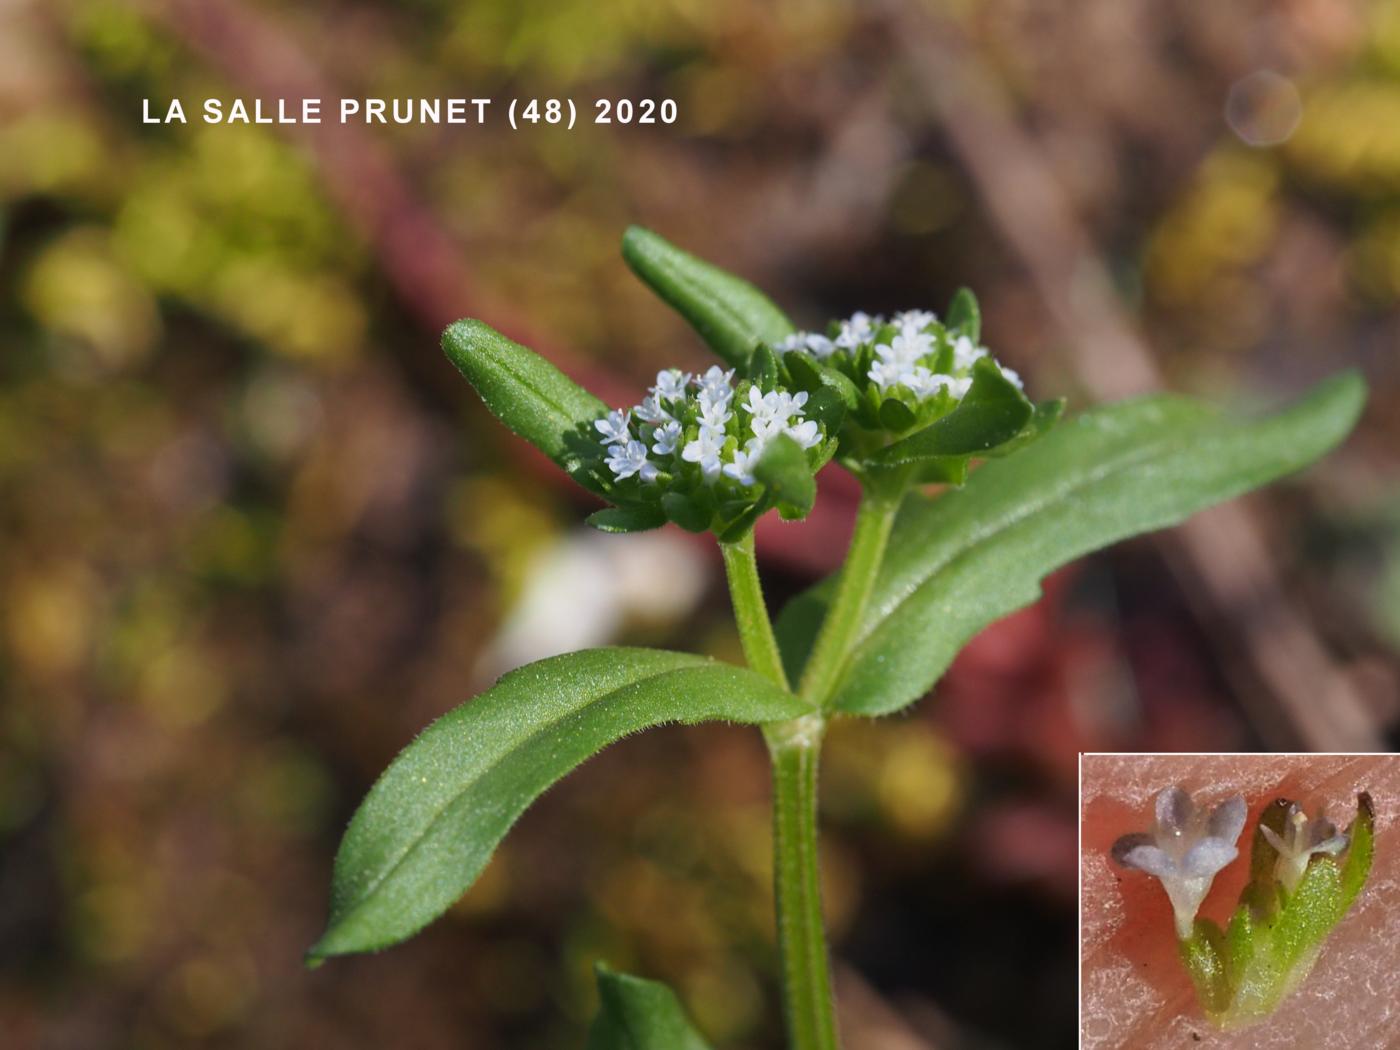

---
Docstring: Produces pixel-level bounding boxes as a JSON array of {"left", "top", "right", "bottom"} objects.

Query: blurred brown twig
[{"left": 892, "top": 4, "right": 1385, "bottom": 751}]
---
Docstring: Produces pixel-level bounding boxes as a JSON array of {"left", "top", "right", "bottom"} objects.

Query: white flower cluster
[
  {"left": 595, "top": 366, "right": 822, "bottom": 489},
  {"left": 778, "top": 309, "right": 1022, "bottom": 402}
]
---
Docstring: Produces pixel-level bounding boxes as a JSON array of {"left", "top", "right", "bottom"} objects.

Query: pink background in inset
[{"left": 1081, "top": 753, "right": 1400, "bottom": 1048}]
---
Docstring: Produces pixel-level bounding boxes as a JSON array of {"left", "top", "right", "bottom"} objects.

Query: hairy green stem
[
  {"left": 720, "top": 531, "right": 791, "bottom": 690},
  {"left": 766, "top": 716, "right": 838, "bottom": 1050},
  {"left": 797, "top": 486, "right": 902, "bottom": 707},
  {"left": 724, "top": 504, "right": 915, "bottom": 1050},
  {"left": 721, "top": 533, "right": 840, "bottom": 1048}
]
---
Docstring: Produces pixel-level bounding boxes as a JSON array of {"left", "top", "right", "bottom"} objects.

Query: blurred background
[{"left": 1, "top": 0, "right": 1398, "bottom": 1047}]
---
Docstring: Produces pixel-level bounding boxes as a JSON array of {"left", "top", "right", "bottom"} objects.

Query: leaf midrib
[{"left": 499, "top": 348, "right": 601, "bottom": 430}]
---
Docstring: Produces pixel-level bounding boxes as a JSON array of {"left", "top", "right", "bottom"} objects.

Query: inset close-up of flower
[{"left": 1082, "top": 754, "right": 1397, "bottom": 1048}]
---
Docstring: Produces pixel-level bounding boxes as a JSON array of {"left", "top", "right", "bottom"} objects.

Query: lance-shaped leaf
[
  {"left": 777, "top": 372, "right": 1365, "bottom": 713},
  {"left": 869, "top": 358, "right": 1033, "bottom": 468},
  {"left": 586, "top": 964, "right": 713, "bottom": 1050},
  {"left": 443, "top": 319, "right": 607, "bottom": 490},
  {"left": 622, "top": 226, "right": 793, "bottom": 369},
  {"left": 307, "top": 648, "right": 805, "bottom": 963}
]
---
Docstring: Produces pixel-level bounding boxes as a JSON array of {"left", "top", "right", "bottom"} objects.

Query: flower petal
[
  {"left": 1181, "top": 837, "right": 1237, "bottom": 878},
  {"left": 1309, "top": 817, "right": 1338, "bottom": 847},
  {"left": 1207, "top": 794, "right": 1248, "bottom": 844},
  {"left": 1112, "top": 837, "right": 1176, "bottom": 877},
  {"left": 1312, "top": 833, "right": 1349, "bottom": 856},
  {"left": 1156, "top": 786, "right": 1194, "bottom": 836}
]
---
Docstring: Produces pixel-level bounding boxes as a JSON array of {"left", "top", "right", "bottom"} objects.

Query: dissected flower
[
  {"left": 1259, "top": 803, "right": 1349, "bottom": 894},
  {"left": 1111, "top": 786, "right": 1248, "bottom": 939}
]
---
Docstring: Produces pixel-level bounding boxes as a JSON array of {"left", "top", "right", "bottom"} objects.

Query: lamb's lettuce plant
[
  {"left": 307, "top": 226, "right": 1367, "bottom": 1049},
  {"left": 1113, "top": 787, "right": 1375, "bottom": 1028}
]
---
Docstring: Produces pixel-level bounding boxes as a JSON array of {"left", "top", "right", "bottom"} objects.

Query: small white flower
[
  {"left": 745, "top": 388, "right": 810, "bottom": 437},
  {"left": 594, "top": 409, "right": 630, "bottom": 445},
  {"left": 633, "top": 394, "right": 673, "bottom": 426},
  {"left": 698, "top": 393, "right": 732, "bottom": 429},
  {"left": 743, "top": 385, "right": 772, "bottom": 419},
  {"left": 886, "top": 327, "right": 935, "bottom": 367},
  {"left": 803, "top": 333, "right": 835, "bottom": 358},
  {"left": 893, "top": 309, "right": 937, "bottom": 331},
  {"left": 905, "top": 368, "right": 957, "bottom": 400},
  {"left": 697, "top": 366, "right": 735, "bottom": 401},
  {"left": 785, "top": 418, "right": 821, "bottom": 449},
  {"left": 651, "top": 420, "right": 683, "bottom": 456},
  {"left": 778, "top": 331, "right": 837, "bottom": 359},
  {"left": 696, "top": 418, "right": 728, "bottom": 442},
  {"left": 1259, "top": 803, "right": 1349, "bottom": 894},
  {"left": 835, "top": 311, "right": 879, "bottom": 350},
  {"left": 868, "top": 358, "right": 907, "bottom": 393},
  {"left": 605, "top": 440, "right": 660, "bottom": 483},
  {"left": 1000, "top": 365, "right": 1023, "bottom": 390},
  {"left": 681, "top": 429, "right": 725, "bottom": 480},
  {"left": 948, "top": 376, "right": 972, "bottom": 399},
  {"left": 1112, "top": 786, "right": 1248, "bottom": 940},
  {"left": 951, "top": 335, "right": 987, "bottom": 371},
  {"left": 653, "top": 369, "right": 691, "bottom": 402},
  {"left": 723, "top": 444, "right": 762, "bottom": 487}
]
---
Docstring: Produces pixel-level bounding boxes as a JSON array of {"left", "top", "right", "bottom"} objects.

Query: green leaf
[
  {"left": 748, "top": 342, "right": 781, "bottom": 390},
  {"left": 717, "top": 499, "right": 770, "bottom": 543},
  {"left": 587, "top": 507, "right": 667, "bottom": 534},
  {"left": 803, "top": 387, "right": 848, "bottom": 432},
  {"left": 443, "top": 319, "right": 607, "bottom": 489},
  {"left": 661, "top": 491, "right": 712, "bottom": 533},
  {"left": 586, "top": 964, "right": 712, "bottom": 1050},
  {"left": 945, "top": 287, "right": 980, "bottom": 341},
  {"left": 777, "top": 373, "right": 1366, "bottom": 714},
  {"left": 622, "top": 226, "right": 793, "bottom": 369},
  {"left": 785, "top": 351, "right": 859, "bottom": 410},
  {"left": 308, "top": 648, "right": 805, "bottom": 963},
  {"left": 755, "top": 433, "right": 816, "bottom": 520},
  {"left": 871, "top": 358, "right": 1032, "bottom": 466},
  {"left": 911, "top": 457, "right": 968, "bottom": 486},
  {"left": 877, "top": 397, "right": 917, "bottom": 432},
  {"left": 984, "top": 398, "right": 1065, "bottom": 458}
]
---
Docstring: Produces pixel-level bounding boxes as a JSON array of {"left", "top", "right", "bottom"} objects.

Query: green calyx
[{"left": 1180, "top": 792, "right": 1375, "bottom": 1028}]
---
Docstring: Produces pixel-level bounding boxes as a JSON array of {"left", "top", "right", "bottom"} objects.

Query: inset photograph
[{"left": 1081, "top": 753, "right": 1396, "bottom": 1048}]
